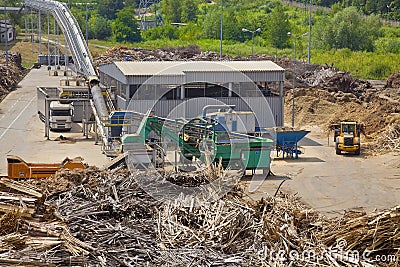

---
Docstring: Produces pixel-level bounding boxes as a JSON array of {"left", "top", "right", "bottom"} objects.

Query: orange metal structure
[{"left": 6, "top": 155, "right": 87, "bottom": 179}]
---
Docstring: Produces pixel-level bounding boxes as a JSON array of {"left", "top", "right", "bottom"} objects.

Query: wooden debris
[
  {"left": 377, "top": 124, "right": 400, "bottom": 152},
  {"left": 0, "top": 52, "right": 26, "bottom": 99},
  {"left": 0, "top": 169, "right": 398, "bottom": 266},
  {"left": 385, "top": 72, "right": 400, "bottom": 89}
]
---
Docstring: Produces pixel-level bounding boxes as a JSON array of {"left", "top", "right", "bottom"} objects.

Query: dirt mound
[{"left": 286, "top": 88, "right": 400, "bottom": 137}]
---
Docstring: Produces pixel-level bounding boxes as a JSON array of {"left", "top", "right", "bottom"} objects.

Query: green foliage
[
  {"left": 289, "top": 0, "right": 400, "bottom": 21},
  {"left": 161, "top": 0, "right": 199, "bottom": 23},
  {"left": 181, "top": 0, "right": 199, "bottom": 23},
  {"left": 141, "top": 25, "right": 179, "bottom": 40},
  {"left": 98, "top": 0, "right": 125, "bottom": 20},
  {"left": 162, "top": 0, "right": 182, "bottom": 23},
  {"left": 264, "top": 4, "right": 291, "bottom": 49},
  {"left": 374, "top": 38, "right": 400, "bottom": 54},
  {"left": 178, "top": 23, "right": 203, "bottom": 41},
  {"left": 367, "top": 62, "right": 392, "bottom": 79},
  {"left": 199, "top": 7, "right": 220, "bottom": 39},
  {"left": 89, "top": 15, "right": 112, "bottom": 40},
  {"left": 111, "top": 6, "right": 141, "bottom": 42},
  {"left": 313, "top": 7, "right": 381, "bottom": 51},
  {"left": 312, "top": 49, "right": 399, "bottom": 79}
]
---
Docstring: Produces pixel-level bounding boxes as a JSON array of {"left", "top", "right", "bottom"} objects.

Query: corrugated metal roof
[
  {"left": 114, "top": 61, "right": 185, "bottom": 76},
  {"left": 111, "top": 61, "right": 284, "bottom": 76}
]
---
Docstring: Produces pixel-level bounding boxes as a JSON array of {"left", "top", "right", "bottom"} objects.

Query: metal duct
[
  {"left": 24, "top": 0, "right": 111, "bottom": 149},
  {"left": 202, "top": 105, "right": 236, "bottom": 119},
  {"left": 91, "top": 85, "right": 109, "bottom": 118}
]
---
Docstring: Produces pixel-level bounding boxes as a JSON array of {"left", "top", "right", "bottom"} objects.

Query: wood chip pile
[
  {"left": 0, "top": 52, "right": 26, "bottom": 99},
  {"left": 0, "top": 169, "right": 398, "bottom": 266}
]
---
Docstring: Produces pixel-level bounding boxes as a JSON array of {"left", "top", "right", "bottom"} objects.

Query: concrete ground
[
  {"left": 247, "top": 125, "right": 400, "bottom": 217},
  {"left": 0, "top": 67, "right": 110, "bottom": 175}
]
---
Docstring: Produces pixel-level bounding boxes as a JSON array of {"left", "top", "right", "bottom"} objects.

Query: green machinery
[{"left": 121, "top": 113, "right": 273, "bottom": 172}]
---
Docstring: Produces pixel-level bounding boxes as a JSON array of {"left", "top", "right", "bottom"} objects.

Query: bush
[
  {"left": 313, "top": 7, "right": 382, "bottom": 51},
  {"left": 142, "top": 25, "right": 179, "bottom": 41},
  {"left": 367, "top": 62, "right": 392, "bottom": 79}
]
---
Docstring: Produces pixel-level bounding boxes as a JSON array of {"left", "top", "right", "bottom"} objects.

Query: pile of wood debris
[
  {"left": 0, "top": 169, "right": 398, "bottom": 266},
  {"left": 385, "top": 72, "right": 400, "bottom": 89},
  {"left": 0, "top": 52, "right": 27, "bottom": 100},
  {"left": 376, "top": 124, "right": 400, "bottom": 152}
]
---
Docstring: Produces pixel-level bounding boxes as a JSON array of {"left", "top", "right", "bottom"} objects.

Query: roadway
[
  {"left": 249, "top": 125, "right": 400, "bottom": 217},
  {"left": 0, "top": 66, "right": 109, "bottom": 175}
]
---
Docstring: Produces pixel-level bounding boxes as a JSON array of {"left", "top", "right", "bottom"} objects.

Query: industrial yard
[
  {"left": 0, "top": 45, "right": 399, "bottom": 266},
  {"left": 0, "top": 1, "right": 399, "bottom": 265}
]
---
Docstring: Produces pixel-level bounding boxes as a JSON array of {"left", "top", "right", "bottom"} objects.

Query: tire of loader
[
  {"left": 355, "top": 148, "right": 360, "bottom": 155},
  {"left": 335, "top": 144, "right": 341, "bottom": 155}
]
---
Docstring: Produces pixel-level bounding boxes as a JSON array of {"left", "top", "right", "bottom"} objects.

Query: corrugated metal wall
[{"left": 126, "top": 97, "right": 282, "bottom": 128}]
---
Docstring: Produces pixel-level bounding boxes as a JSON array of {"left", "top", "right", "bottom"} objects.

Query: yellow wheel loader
[{"left": 333, "top": 122, "right": 361, "bottom": 155}]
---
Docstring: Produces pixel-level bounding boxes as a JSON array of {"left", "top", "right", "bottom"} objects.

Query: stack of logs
[{"left": 0, "top": 169, "right": 399, "bottom": 266}]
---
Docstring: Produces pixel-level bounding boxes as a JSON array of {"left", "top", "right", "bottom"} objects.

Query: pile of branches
[
  {"left": 0, "top": 178, "right": 93, "bottom": 266},
  {"left": 1, "top": 169, "right": 399, "bottom": 266},
  {"left": 376, "top": 124, "right": 400, "bottom": 152},
  {"left": 298, "top": 69, "right": 373, "bottom": 99},
  {"left": 157, "top": 193, "right": 324, "bottom": 266},
  {"left": 321, "top": 206, "right": 400, "bottom": 264},
  {"left": 0, "top": 52, "right": 26, "bottom": 98}
]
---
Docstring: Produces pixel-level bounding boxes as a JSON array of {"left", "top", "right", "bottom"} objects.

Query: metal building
[
  {"left": 0, "top": 20, "right": 16, "bottom": 43},
  {"left": 98, "top": 61, "right": 285, "bottom": 128}
]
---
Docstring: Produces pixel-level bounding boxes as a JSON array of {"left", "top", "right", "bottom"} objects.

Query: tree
[
  {"left": 141, "top": 24, "right": 179, "bottom": 40},
  {"left": 200, "top": 6, "right": 220, "bottom": 39},
  {"left": 181, "top": 0, "right": 199, "bottom": 23},
  {"left": 162, "top": 0, "right": 182, "bottom": 23},
  {"left": 98, "top": 0, "right": 125, "bottom": 20},
  {"left": 313, "top": 7, "right": 381, "bottom": 51},
  {"left": 89, "top": 15, "right": 112, "bottom": 40},
  {"left": 264, "top": 4, "right": 291, "bottom": 49},
  {"left": 112, "top": 6, "right": 141, "bottom": 42}
]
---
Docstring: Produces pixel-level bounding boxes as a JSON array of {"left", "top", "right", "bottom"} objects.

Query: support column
[
  {"left": 180, "top": 85, "right": 185, "bottom": 100},
  {"left": 45, "top": 99, "right": 50, "bottom": 140},
  {"left": 47, "top": 15, "right": 50, "bottom": 66},
  {"left": 279, "top": 80, "right": 284, "bottom": 127},
  {"left": 125, "top": 85, "right": 129, "bottom": 107},
  {"left": 30, "top": 9, "right": 34, "bottom": 54},
  {"left": 38, "top": 10, "right": 42, "bottom": 55},
  {"left": 84, "top": 101, "right": 89, "bottom": 138},
  {"left": 94, "top": 121, "right": 98, "bottom": 145},
  {"left": 228, "top": 82, "right": 233, "bottom": 97},
  {"left": 24, "top": 11, "right": 28, "bottom": 41}
]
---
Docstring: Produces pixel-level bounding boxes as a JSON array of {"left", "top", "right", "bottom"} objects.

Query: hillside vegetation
[{"left": 2, "top": 0, "right": 400, "bottom": 79}]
